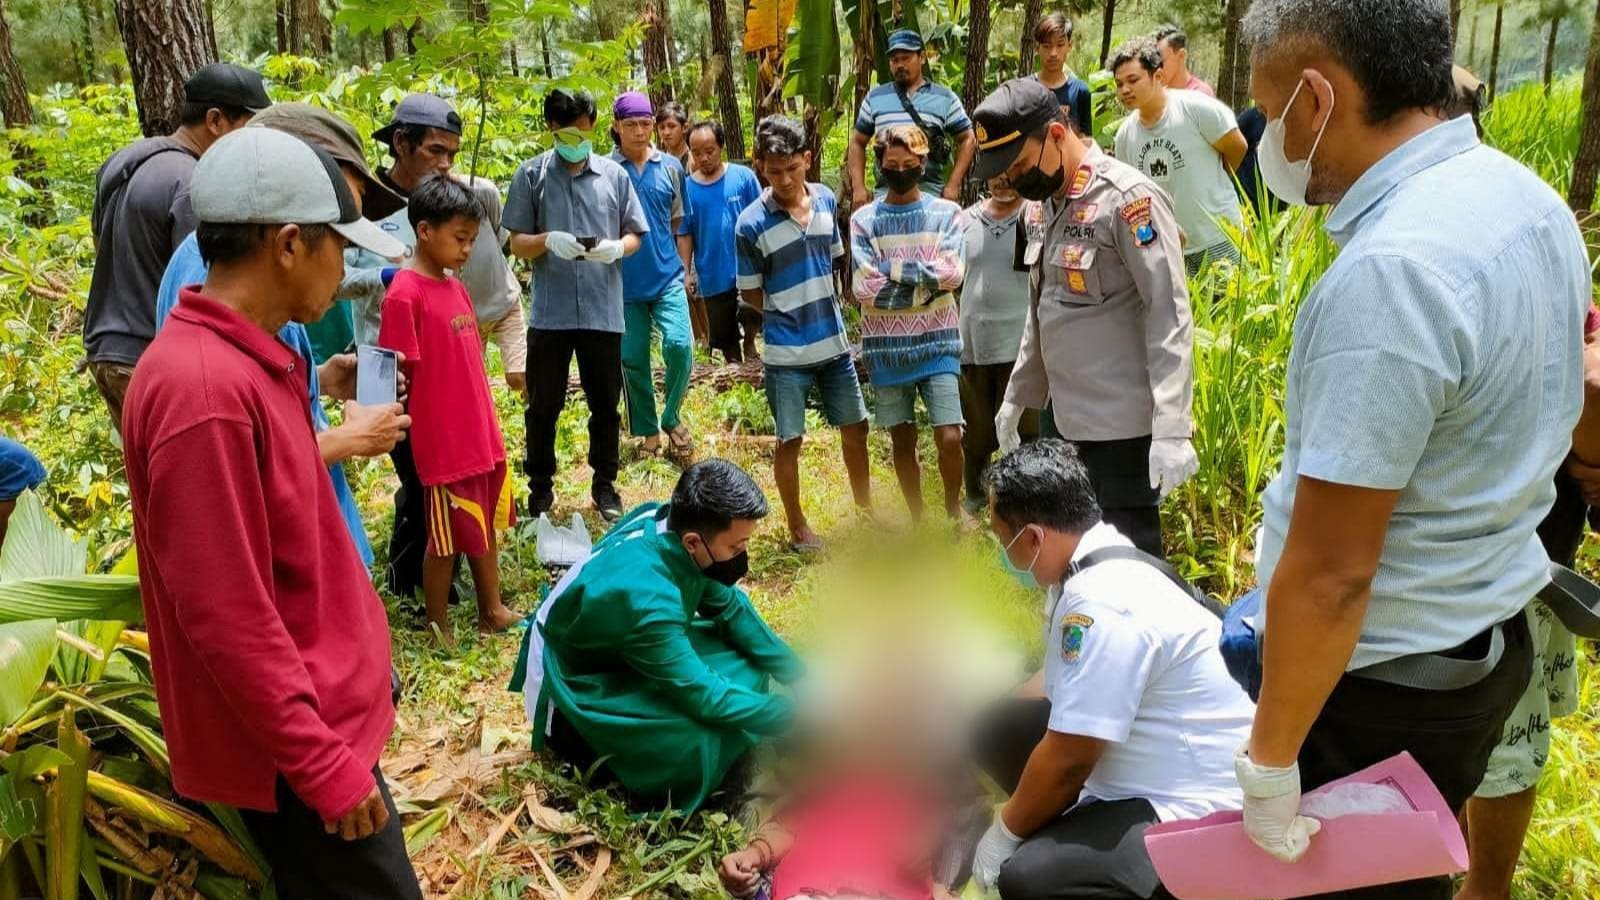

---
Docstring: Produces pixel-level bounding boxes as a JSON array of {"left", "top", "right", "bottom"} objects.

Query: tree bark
[
  {"left": 643, "top": 0, "right": 674, "bottom": 108},
  {"left": 288, "top": 0, "right": 302, "bottom": 54},
  {"left": 1544, "top": 14, "right": 1561, "bottom": 94},
  {"left": 1218, "top": 0, "right": 1250, "bottom": 111},
  {"left": 709, "top": 0, "right": 745, "bottom": 159},
  {"left": 540, "top": 21, "right": 553, "bottom": 76},
  {"left": 73, "top": 0, "right": 97, "bottom": 85},
  {"left": 962, "top": 0, "right": 990, "bottom": 115},
  {"left": 0, "top": 0, "right": 31, "bottom": 127},
  {"left": 275, "top": 0, "right": 288, "bottom": 52},
  {"left": 1570, "top": 0, "right": 1600, "bottom": 214},
  {"left": 406, "top": 19, "right": 418, "bottom": 54},
  {"left": 306, "top": 0, "right": 332, "bottom": 56},
  {"left": 383, "top": 25, "right": 397, "bottom": 61},
  {"left": 1017, "top": 0, "right": 1043, "bottom": 75},
  {"left": 1100, "top": 0, "right": 1117, "bottom": 71},
  {"left": 114, "top": 0, "right": 216, "bottom": 137},
  {"left": 1487, "top": 0, "right": 1503, "bottom": 101}
]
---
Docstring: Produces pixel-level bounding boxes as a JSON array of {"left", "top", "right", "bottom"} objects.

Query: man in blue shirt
[
  {"left": 1029, "top": 12, "right": 1093, "bottom": 138},
  {"left": 611, "top": 92, "right": 696, "bottom": 461},
  {"left": 152, "top": 105, "right": 412, "bottom": 568},
  {"left": 0, "top": 437, "right": 46, "bottom": 554},
  {"left": 685, "top": 120, "right": 763, "bottom": 363},
  {"left": 847, "top": 29, "right": 978, "bottom": 206},
  {"left": 736, "top": 116, "right": 876, "bottom": 552},
  {"left": 1232, "top": 4, "right": 1589, "bottom": 894}
]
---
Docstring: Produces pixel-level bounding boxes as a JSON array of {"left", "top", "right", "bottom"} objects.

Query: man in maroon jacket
[{"left": 122, "top": 126, "right": 415, "bottom": 898}]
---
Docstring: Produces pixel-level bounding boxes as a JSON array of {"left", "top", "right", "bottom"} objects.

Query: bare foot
[
  {"left": 478, "top": 603, "right": 524, "bottom": 633},
  {"left": 789, "top": 523, "right": 824, "bottom": 553}
]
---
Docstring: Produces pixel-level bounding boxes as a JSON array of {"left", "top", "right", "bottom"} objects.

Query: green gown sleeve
[
  {"left": 698, "top": 584, "right": 805, "bottom": 684},
  {"left": 622, "top": 607, "right": 794, "bottom": 735}
]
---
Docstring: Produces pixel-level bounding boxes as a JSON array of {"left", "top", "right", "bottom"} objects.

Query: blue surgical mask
[
  {"left": 553, "top": 127, "right": 593, "bottom": 164},
  {"left": 997, "top": 526, "right": 1042, "bottom": 590}
]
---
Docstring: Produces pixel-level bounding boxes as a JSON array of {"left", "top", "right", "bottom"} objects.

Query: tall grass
[{"left": 1484, "top": 76, "right": 1584, "bottom": 197}]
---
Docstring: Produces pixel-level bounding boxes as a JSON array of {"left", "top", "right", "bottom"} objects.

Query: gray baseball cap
[
  {"left": 190, "top": 128, "right": 406, "bottom": 260},
  {"left": 372, "top": 93, "right": 464, "bottom": 146}
]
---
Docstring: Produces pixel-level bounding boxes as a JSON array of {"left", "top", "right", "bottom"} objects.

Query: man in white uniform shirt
[{"left": 971, "top": 440, "right": 1254, "bottom": 900}]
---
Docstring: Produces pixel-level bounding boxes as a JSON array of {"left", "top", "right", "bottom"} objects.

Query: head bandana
[{"left": 613, "top": 91, "right": 654, "bottom": 122}]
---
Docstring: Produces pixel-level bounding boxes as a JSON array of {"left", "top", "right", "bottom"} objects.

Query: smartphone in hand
[{"left": 356, "top": 345, "right": 399, "bottom": 406}]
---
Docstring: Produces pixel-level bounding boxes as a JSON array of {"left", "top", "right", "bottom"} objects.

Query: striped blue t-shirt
[
  {"left": 854, "top": 81, "right": 974, "bottom": 191},
  {"left": 734, "top": 184, "right": 850, "bottom": 368}
]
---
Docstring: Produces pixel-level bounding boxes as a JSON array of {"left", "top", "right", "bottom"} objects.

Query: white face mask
[{"left": 1258, "top": 79, "right": 1333, "bottom": 206}]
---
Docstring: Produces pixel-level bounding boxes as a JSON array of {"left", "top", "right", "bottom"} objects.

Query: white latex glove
[
  {"left": 583, "top": 238, "right": 626, "bottom": 264},
  {"left": 972, "top": 817, "right": 1025, "bottom": 892},
  {"left": 1234, "top": 744, "right": 1322, "bottom": 863},
  {"left": 545, "top": 231, "right": 584, "bottom": 260},
  {"left": 995, "top": 402, "right": 1025, "bottom": 454},
  {"left": 1149, "top": 437, "right": 1199, "bottom": 499}
]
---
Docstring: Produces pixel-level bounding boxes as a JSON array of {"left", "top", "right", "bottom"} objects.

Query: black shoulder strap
[
  {"left": 895, "top": 86, "right": 935, "bottom": 136},
  {"left": 94, "top": 141, "right": 191, "bottom": 236},
  {"left": 1069, "top": 546, "right": 1225, "bottom": 620}
]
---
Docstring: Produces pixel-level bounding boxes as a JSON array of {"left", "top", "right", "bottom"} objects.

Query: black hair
[
  {"left": 1035, "top": 12, "right": 1074, "bottom": 43},
  {"left": 407, "top": 174, "right": 485, "bottom": 230},
  {"left": 195, "top": 222, "right": 331, "bottom": 267},
  {"left": 984, "top": 440, "right": 1101, "bottom": 536},
  {"left": 688, "top": 120, "right": 725, "bottom": 147},
  {"left": 544, "top": 88, "right": 598, "bottom": 128},
  {"left": 755, "top": 115, "right": 807, "bottom": 160},
  {"left": 668, "top": 459, "right": 769, "bottom": 537},
  {"left": 1153, "top": 24, "right": 1187, "bottom": 52},
  {"left": 1242, "top": 0, "right": 1456, "bottom": 125},
  {"left": 388, "top": 123, "right": 460, "bottom": 158},
  {"left": 1109, "top": 37, "right": 1164, "bottom": 76},
  {"left": 179, "top": 101, "right": 253, "bottom": 127},
  {"left": 656, "top": 101, "right": 689, "bottom": 126}
]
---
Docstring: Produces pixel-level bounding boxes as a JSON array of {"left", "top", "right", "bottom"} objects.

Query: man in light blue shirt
[
  {"left": 846, "top": 29, "right": 977, "bottom": 205},
  {"left": 1231, "top": 2, "right": 1590, "bottom": 890},
  {"left": 684, "top": 120, "right": 763, "bottom": 363}
]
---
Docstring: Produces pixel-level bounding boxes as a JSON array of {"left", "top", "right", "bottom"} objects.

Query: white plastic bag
[
  {"left": 1299, "top": 782, "right": 1413, "bottom": 820},
  {"left": 534, "top": 512, "right": 591, "bottom": 568}
]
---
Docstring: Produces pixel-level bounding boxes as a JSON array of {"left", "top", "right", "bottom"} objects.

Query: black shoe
[
  {"left": 593, "top": 486, "right": 624, "bottom": 522},
  {"left": 528, "top": 487, "right": 555, "bottom": 516}
]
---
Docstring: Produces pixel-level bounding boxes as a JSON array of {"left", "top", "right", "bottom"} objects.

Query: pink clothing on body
[{"left": 770, "top": 777, "right": 939, "bottom": 900}]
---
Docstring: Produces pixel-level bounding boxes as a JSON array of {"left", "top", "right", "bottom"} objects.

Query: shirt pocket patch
[{"left": 1047, "top": 243, "right": 1105, "bottom": 306}]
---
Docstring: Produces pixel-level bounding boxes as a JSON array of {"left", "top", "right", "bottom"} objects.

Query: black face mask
[
  {"left": 698, "top": 546, "right": 750, "bottom": 586},
  {"left": 1010, "top": 139, "right": 1065, "bottom": 201},
  {"left": 882, "top": 164, "right": 924, "bottom": 195}
]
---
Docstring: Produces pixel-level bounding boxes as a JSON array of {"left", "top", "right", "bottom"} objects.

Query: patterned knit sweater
[{"left": 849, "top": 196, "right": 967, "bottom": 387}]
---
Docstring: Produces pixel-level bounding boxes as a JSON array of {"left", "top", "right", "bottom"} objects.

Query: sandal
[{"left": 666, "top": 425, "right": 696, "bottom": 462}]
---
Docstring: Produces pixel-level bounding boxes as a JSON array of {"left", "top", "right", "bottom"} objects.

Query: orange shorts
[{"left": 424, "top": 462, "right": 515, "bottom": 557}]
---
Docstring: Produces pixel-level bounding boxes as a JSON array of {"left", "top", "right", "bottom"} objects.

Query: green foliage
[{"left": 1484, "top": 74, "right": 1586, "bottom": 199}]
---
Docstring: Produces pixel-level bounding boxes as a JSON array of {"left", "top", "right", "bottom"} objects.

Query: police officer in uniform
[{"left": 975, "top": 78, "right": 1196, "bottom": 558}]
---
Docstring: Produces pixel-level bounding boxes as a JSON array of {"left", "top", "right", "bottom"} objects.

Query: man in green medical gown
[{"left": 513, "top": 459, "right": 802, "bottom": 812}]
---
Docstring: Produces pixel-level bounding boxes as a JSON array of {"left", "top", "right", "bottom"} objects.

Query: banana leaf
[
  {"left": 787, "top": 0, "right": 842, "bottom": 112},
  {"left": 0, "top": 578, "right": 142, "bottom": 626},
  {"left": 84, "top": 771, "right": 264, "bottom": 885},
  {"left": 77, "top": 829, "right": 107, "bottom": 900},
  {"left": 0, "top": 491, "right": 85, "bottom": 582},
  {"left": 0, "top": 619, "right": 56, "bottom": 727},
  {"left": 45, "top": 709, "right": 89, "bottom": 900},
  {"left": 403, "top": 806, "right": 452, "bottom": 855}
]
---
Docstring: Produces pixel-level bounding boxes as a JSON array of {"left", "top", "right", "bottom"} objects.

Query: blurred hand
[
  {"left": 686, "top": 269, "right": 698, "bottom": 299},
  {"left": 325, "top": 784, "right": 389, "bottom": 841},
  {"left": 942, "top": 182, "right": 962, "bottom": 202},
  {"left": 338, "top": 401, "right": 410, "bottom": 458},
  {"left": 506, "top": 371, "right": 527, "bottom": 395},
  {"left": 972, "top": 817, "right": 1024, "bottom": 892},
  {"left": 1149, "top": 438, "right": 1199, "bottom": 499},
  {"left": 717, "top": 848, "right": 764, "bottom": 898},
  {"left": 1568, "top": 457, "right": 1600, "bottom": 506},
  {"left": 319, "top": 353, "right": 357, "bottom": 402},
  {"left": 545, "top": 231, "right": 584, "bottom": 260},
  {"left": 852, "top": 183, "right": 870, "bottom": 209},
  {"left": 995, "top": 402, "right": 1024, "bottom": 454},
  {"left": 1235, "top": 744, "right": 1321, "bottom": 863},
  {"left": 583, "top": 239, "right": 626, "bottom": 264}
]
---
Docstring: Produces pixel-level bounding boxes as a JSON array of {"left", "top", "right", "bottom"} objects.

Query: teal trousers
[{"left": 622, "top": 281, "right": 693, "bottom": 437}]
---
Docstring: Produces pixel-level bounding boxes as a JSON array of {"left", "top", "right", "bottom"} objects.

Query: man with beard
[{"left": 847, "top": 29, "right": 978, "bottom": 205}]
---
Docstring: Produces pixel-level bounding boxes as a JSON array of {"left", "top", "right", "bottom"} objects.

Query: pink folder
[{"left": 1144, "top": 753, "right": 1468, "bottom": 900}]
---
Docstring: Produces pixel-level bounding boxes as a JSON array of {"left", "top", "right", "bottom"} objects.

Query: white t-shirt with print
[
  {"left": 1043, "top": 521, "right": 1255, "bottom": 822},
  {"left": 1114, "top": 90, "right": 1244, "bottom": 256}
]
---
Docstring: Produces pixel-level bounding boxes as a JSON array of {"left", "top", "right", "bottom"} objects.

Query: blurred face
[
  {"left": 688, "top": 127, "right": 724, "bottom": 176},
  {"left": 398, "top": 127, "right": 461, "bottom": 178},
  {"left": 987, "top": 175, "right": 1019, "bottom": 203},
  {"left": 204, "top": 108, "right": 255, "bottom": 142},
  {"left": 1158, "top": 39, "right": 1187, "bottom": 86},
  {"left": 417, "top": 214, "right": 479, "bottom": 271},
  {"left": 1038, "top": 34, "right": 1071, "bottom": 76},
  {"left": 890, "top": 50, "right": 924, "bottom": 88},
  {"left": 617, "top": 116, "right": 655, "bottom": 155},
  {"left": 1115, "top": 61, "right": 1162, "bottom": 111},
  {"left": 763, "top": 152, "right": 812, "bottom": 204},
  {"left": 282, "top": 226, "right": 351, "bottom": 324},
  {"left": 657, "top": 116, "right": 686, "bottom": 150}
]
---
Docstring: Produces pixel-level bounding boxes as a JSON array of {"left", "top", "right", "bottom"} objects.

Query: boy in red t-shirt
[{"left": 379, "top": 175, "right": 521, "bottom": 646}]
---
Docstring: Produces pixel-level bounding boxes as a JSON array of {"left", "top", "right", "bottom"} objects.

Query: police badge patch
[
  {"left": 1071, "top": 204, "right": 1098, "bottom": 223},
  {"left": 1061, "top": 613, "right": 1094, "bottom": 664},
  {"left": 1119, "top": 197, "right": 1158, "bottom": 248}
]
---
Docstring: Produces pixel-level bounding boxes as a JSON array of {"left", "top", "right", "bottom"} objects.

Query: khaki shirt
[{"left": 1006, "top": 145, "right": 1193, "bottom": 441}]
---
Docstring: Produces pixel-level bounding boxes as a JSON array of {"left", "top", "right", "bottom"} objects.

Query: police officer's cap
[{"left": 970, "top": 78, "right": 1063, "bottom": 182}]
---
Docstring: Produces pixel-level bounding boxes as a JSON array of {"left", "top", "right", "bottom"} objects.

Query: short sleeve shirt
[
  {"left": 854, "top": 81, "right": 973, "bottom": 192},
  {"left": 959, "top": 201, "right": 1035, "bottom": 365},
  {"left": 1043, "top": 522, "right": 1255, "bottom": 821},
  {"left": 1031, "top": 73, "right": 1094, "bottom": 137},
  {"left": 0, "top": 437, "right": 45, "bottom": 502},
  {"left": 1256, "top": 117, "right": 1591, "bottom": 668},
  {"left": 377, "top": 270, "right": 506, "bottom": 485},
  {"left": 1113, "top": 91, "right": 1242, "bottom": 254},
  {"left": 686, "top": 164, "right": 763, "bottom": 297},
  {"left": 734, "top": 185, "right": 851, "bottom": 368},
  {"left": 503, "top": 151, "right": 649, "bottom": 333},
  {"left": 611, "top": 149, "right": 690, "bottom": 302}
]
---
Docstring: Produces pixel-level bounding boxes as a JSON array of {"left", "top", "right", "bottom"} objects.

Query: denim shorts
[
  {"left": 873, "top": 372, "right": 964, "bottom": 429},
  {"left": 763, "top": 354, "right": 869, "bottom": 442}
]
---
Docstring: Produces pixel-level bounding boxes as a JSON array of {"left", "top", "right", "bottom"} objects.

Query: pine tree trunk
[
  {"left": 275, "top": 0, "right": 287, "bottom": 52},
  {"left": 114, "top": 0, "right": 216, "bottom": 137},
  {"left": 643, "top": 0, "right": 674, "bottom": 108},
  {"left": 1487, "top": 0, "right": 1503, "bottom": 101},
  {"left": 1544, "top": 15, "right": 1561, "bottom": 94},
  {"left": 406, "top": 20, "right": 418, "bottom": 54},
  {"left": 507, "top": 41, "right": 519, "bottom": 77},
  {"left": 709, "top": 0, "right": 744, "bottom": 159},
  {"left": 1017, "top": 0, "right": 1042, "bottom": 75},
  {"left": 0, "top": 0, "right": 31, "bottom": 127},
  {"left": 540, "top": 22, "right": 553, "bottom": 76},
  {"left": 1100, "top": 0, "right": 1118, "bottom": 70},
  {"left": 74, "top": 0, "right": 97, "bottom": 84},
  {"left": 1218, "top": 0, "right": 1249, "bottom": 111},
  {"left": 1570, "top": 0, "right": 1600, "bottom": 214},
  {"left": 383, "top": 25, "right": 397, "bottom": 60},
  {"left": 288, "top": 0, "right": 302, "bottom": 54}
]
